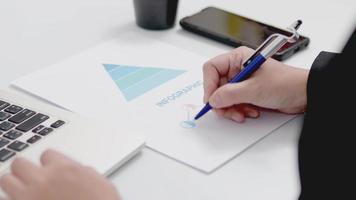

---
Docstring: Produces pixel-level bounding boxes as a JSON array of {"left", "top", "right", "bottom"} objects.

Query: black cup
[{"left": 133, "top": 0, "right": 179, "bottom": 30}]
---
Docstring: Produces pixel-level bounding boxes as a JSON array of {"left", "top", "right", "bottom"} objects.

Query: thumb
[{"left": 209, "top": 81, "right": 253, "bottom": 108}]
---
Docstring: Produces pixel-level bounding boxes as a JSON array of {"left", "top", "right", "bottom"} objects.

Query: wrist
[{"left": 291, "top": 67, "right": 309, "bottom": 112}]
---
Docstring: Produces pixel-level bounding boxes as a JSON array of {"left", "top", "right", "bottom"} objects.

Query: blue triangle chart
[{"left": 103, "top": 64, "right": 186, "bottom": 101}]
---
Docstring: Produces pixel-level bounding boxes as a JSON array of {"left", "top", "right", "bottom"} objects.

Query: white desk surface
[{"left": 1, "top": 0, "right": 355, "bottom": 199}]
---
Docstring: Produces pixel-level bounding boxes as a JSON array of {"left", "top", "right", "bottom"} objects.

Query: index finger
[
  {"left": 10, "top": 158, "right": 41, "bottom": 184},
  {"left": 0, "top": 174, "right": 25, "bottom": 198},
  {"left": 202, "top": 49, "right": 245, "bottom": 103}
]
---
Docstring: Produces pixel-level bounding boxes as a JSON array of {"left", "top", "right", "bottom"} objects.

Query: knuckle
[
  {"left": 228, "top": 52, "right": 236, "bottom": 62},
  {"left": 234, "top": 46, "right": 248, "bottom": 52},
  {"left": 234, "top": 46, "right": 254, "bottom": 56},
  {"left": 240, "top": 46, "right": 249, "bottom": 50},
  {"left": 55, "top": 161, "right": 79, "bottom": 173},
  {"left": 238, "top": 46, "right": 251, "bottom": 52},
  {"left": 46, "top": 163, "right": 81, "bottom": 182}
]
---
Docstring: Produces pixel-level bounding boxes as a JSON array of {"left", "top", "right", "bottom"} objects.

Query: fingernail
[
  {"left": 247, "top": 110, "right": 259, "bottom": 118},
  {"left": 213, "top": 109, "right": 224, "bottom": 117},
  {"left": 232, "top": 113, "right": 245, "bottom": 123},
  {"left": 210, "top": 96, "right": 221, "bottom": 108},
  {"left": 209, "top": 99, "right": 216, "bottom": 107}
]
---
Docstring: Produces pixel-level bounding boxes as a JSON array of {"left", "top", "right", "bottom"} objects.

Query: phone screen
[{"left": 182, "top": 7, "right": 306, "bottom": 53}]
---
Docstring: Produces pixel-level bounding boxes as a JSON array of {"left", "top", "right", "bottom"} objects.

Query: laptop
[{"left": 0, "top": 89, "right": 145, "bottom": 177}]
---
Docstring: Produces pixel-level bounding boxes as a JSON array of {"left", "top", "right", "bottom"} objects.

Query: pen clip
[
  {"left": 243, "top": 20, "right": 302, "bottom": 67},
  {"left": 243, "top": 34, "right": 279, "bottom": 67}
]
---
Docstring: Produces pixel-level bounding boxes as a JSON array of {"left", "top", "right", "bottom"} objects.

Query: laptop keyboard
[{"left": 0, "top": 100, "right": 65, "bottom": 163}]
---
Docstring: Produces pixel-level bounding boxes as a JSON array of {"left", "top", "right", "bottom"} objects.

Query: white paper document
[{"left": 12, "top": 32, "right": 295, "bottom": 173}]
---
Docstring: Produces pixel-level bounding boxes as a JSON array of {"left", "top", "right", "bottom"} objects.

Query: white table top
[{"left": 1, "top": 0, "right": 355, "bottom": 199}]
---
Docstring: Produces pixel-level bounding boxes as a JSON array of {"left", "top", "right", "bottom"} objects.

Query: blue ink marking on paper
[
  {"left": 180, "top": 104, "right": 199, "bottom": 129},
  {"left": 180, "top": 120, "right": 196, "bottom": 129}
]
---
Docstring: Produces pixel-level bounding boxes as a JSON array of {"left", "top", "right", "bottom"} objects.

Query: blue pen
[{"left": 194, "top": 20, "right": 303, "bottom": 120}]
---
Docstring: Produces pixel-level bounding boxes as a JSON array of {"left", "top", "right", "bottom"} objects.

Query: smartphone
[{"left": 180, "top": 7, "right": 310, "bottom": 60}]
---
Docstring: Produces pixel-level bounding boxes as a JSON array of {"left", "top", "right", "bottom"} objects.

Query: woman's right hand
[{"left": 203, "top": 46, "right": 309, "bottom": 122}]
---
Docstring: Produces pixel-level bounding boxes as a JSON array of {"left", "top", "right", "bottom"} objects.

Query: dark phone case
[{"left": 180, "top": 7, "right": 310, "bottom": 61}]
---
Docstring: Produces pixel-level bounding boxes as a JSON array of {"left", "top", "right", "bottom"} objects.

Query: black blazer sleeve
[{"left": 298, "top": 29, "right": 355, "bottom": 199}]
